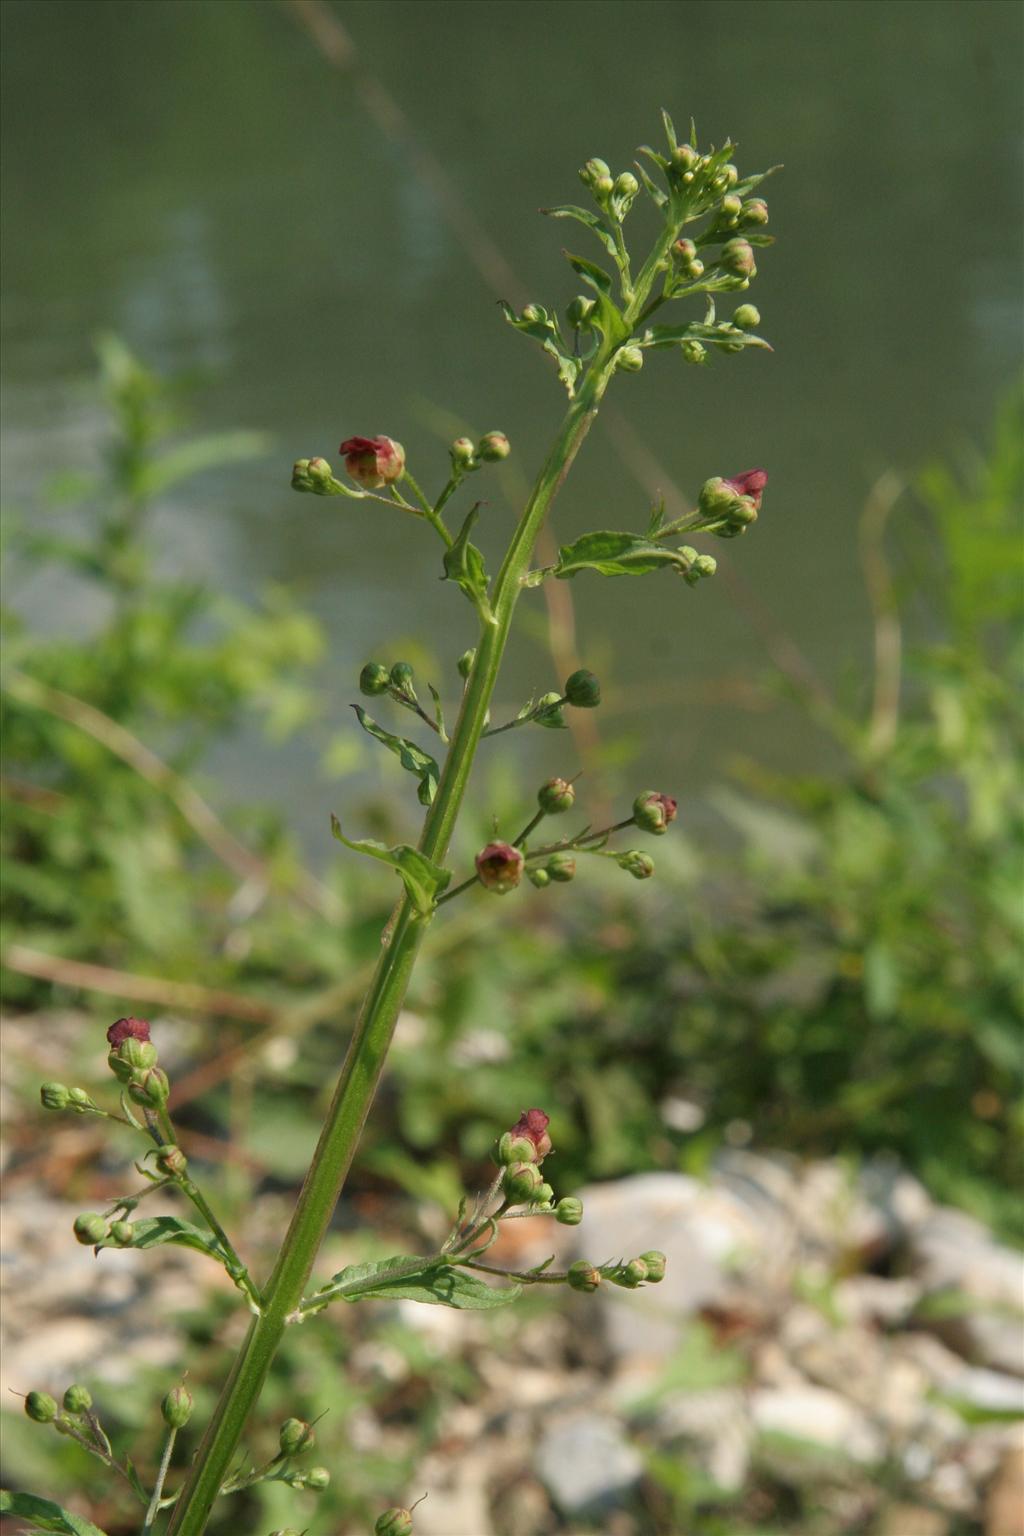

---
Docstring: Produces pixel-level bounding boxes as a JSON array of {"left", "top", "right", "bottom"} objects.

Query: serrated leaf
[
  {"left": 555, "top": 530, "right": 691, "bottom": 579},
  {"left": 640, "top": 322, "right": 772, "bottom": 353},
  {"left": 0, "top": 1490, "right": 111, "bottom": 1535},
  {"left": 565, "top": 250, "right": 613, "bottom": 295},
  {"left": 499, "top": 300, "right": 581, "bottom": 396},
  {"left": 353, "top": 707, "right": 440, "bottom": 806},
  {"left": 330, "top": 818, "right": 450, "bottom": 915},
  {"left": 541, "top": 205, "right": 618, "bottom": 260},
  {"left": 94, "top": 1215, "right": 223, "bottom": 1260},
  {"left": 442, "top": 505, "right": 492, "bottom": 621},
  {"left": 324, "top": 1255, "right": 522, "bottom": 1309}
]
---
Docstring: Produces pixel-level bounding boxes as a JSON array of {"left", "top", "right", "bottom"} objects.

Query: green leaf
[
  {"left": 330, "top": 818, "right": 451, "bottom": 915},
  {"left": 541, "top": 205, "right": 619, "bottom": 261},
  {"left": 564, "top": 250, "right": 613, "bottom": 294},
  {"left": 0, "top": 1491, "right": 111, "bottom": 1535},
  {"left": 562, "top": 256, "right": 630, "bottom": 348},
  {"left": 95, "top": 1215, "right": 223, "bottom": 1261},
  {"left": 442, "top": 505, "right": 493, "bottom": 621},
  {"left": 641, "top": 322, "right": 772, "bottom": 352},
  {"left": 427, "top": 683, "right": 448, "bottom": 742},
  {"left": 555, "top": 530, "right": 691, "bottom": 579},
  {"left": 140, "top": 431, "right": 272, "bottom": 499},
  {"left": 634, "top": 159, "right": 668, "bottom": 208},
  {"left": 353, "top": 706, "right": 440, "bottom": 805},
  {"left": 324, "top": 1255, "right": 522, "bottom": 1310},
  {"left": 498, "top": 301, "right": 582, "bottom": 397},
  {"left": 660, "top": 107, "right": 679, "bottom": 153}
]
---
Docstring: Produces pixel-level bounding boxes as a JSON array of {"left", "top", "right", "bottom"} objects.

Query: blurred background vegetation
[{"left": 1, "top": 2, "right": 1021, "bottom": 1534}]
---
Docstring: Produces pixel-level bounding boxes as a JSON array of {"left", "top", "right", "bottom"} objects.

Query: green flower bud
[
  {"left": 615, "top": 1257, "right": 649, "bottom": 1288},
  {"left": 457, "top": 647, "right": 476, "bottom": 679},
  {"left": 534, "top": 692, "right": 567, "bottom": 729},
  {"left": 450, "top": 436, "right": 477, "bottom": 469},
  {"left": 713, "top": 163, "right": 739, "bottom": 192},
  {"left": 503, "top": 1160, "right": 543, "bottom": 1204},
  {"left": 719, "top": 193, "right": 742, "bottom": 221},
  {"left": 128, "top": 1066, "right": 169, "bottom": 1108},
  {"left": 108, "top": 1037, "right": 158, "bottom": 1081},
  {"left": 477, "top": 431, "right": 510, "bottom": 462},
  {"left": 579, "top": 157, "right": 611, "bottom": 186},
  {"left": 567, "top": 1260, "right": 602, "bottom": 1294},
  {"left": 567, "top": 295, "right": 596, "bottom": 329},
  {"left": 740, "top": 197, "right": 769, "bottom": 227},
  {"left": 618, "top": 849, "right": 655, "bottom": 880},
  {"left": 375, "top": 1510, "right": 414, "bottom": 1536},
  {"left": 291, "top": 458, "right": 314, "bottom": 492},
  {"left": 528, "top": 866, "right": 551, "bottom": 889},
  {"left": 67, "top": 1087, "right": 93, "bottom": 1108},
  {"left": 614, "top": 171, "right": 639, "bottom": 198},
  {"left": 495, "top": 1131, "right": 539, "bottom": 1166},
  {"left": 684, "top": 552, "right": 718, "bottom": 588},
  {"left": 535, "top": 1181, "right": 555, "bottom": 1206},
  {"left": 520, "top": 303, "right": 544, "bottom": 323},
  {"left": 306, "top": 456, "right": 334, "bottom": 488},
  {"left": 155, "top": 1144, "right": 188, "bottom": 1178},
  {"left": 109, "top": 1220, "right": 135, "bottom": 1247},
  {"left": 161, "top": 1384, "right": 194, "bottom": 1429},
  {"left": 389, "top": 661, "right": 415, "bottom": 693},
  {"left": 672, "top": 143, "right": 699, "bottom": 172},
  {"left": 546, "top": 852, "right": 576, "bottom": 883},
  {"left": 555, "top": 1196, "right": 584, "bottom": 1226},
  {"left": 25, "top": 1390, "right": 59, "bottom": 1423},
  {"left": 63, "top": 1384, "right": 92, "bottom": 1414},
  {"left": 733, "top": 303, "right": 760, "bottom": 330},
  {"left": 616, "top": 345, "right": 644, "bottom": 373},
  {"left": 633, "top": 790, "right": 678, "bottom": 835},
  {"left": 305, "top": 1465, "right": 330, "bottom": 1489},
  {"left": 720, "top": 238, "right": 756, "bottom": 277},
  {"left": 279, "top": 1416, "right": 316, "bottom": 1456},
  {"left": 639, "top": 1250, "right": 667, "bottom": 1283},
  {"left": 538, "top": 777, "right": 575, "bottom": 814},
  {"left": 40, "top": 1082, "right": 70, "bottom": 1111},
  {"left": 564, "top": 669, "right": 601, "bottom": 708},
  {"left": 359, "top": 661, "right": 391, "bottom": 696},
  {"left": 681, "top": 340, "right": 708, "bottom": 365},
  {"left": 594, "top": 174, "right": 615, "bottom": 197},
  {"left": 73, "top": 1213, "right": 107, "bottom": 1246}
]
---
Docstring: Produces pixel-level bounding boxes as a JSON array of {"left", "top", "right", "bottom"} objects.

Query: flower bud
[
  {"left": 110, "top": 1037, "right": 158, "bottom": 1079},
  {"left": 503, "top": 1161, "right": 543, "bottom": 1203},
  {"left": 614, "top": 171, "right": 639, "bottom": 198},
  {"left": 73, "top": 1213, "right": 107, "bottom": 1246},
  {"left": 496, "top": 1131, "right": 538, "bottom": 1166},
  {"left": 477, "top": 431, "right": 510, "bottom": 462},
  {"left": 713, "top": 163, "right": 739, "bottom": 191},
  {"left": 25, "top": 1390, "right": 59, "bottom": 1423},
  {"left": 564, "top": 669, "right": 601, "bottom": 708},
  {"left": 520, "top": 303, "right": 544, "bottom": 324},
  {"left": 681, "top": 340, "right": 708, "bottom": 365},
  {"left": 594, "top": 174, "right": 614, "bottom": 197},
  {"left": 535, "top": 1182, "right": 555, "bottom": 1206},
  {"left": 156, "top": 1145, "right": 188, "bottom": 1178},
  {"left": 508, "top": 1107, "right": 553, "bottom": 1159},
  {"left": 733, "top": 303, "right": 760, "bottom": 330},
  {"left": 279, "top": 1416, "right": 316, "bottom": 1456},
  {"left": 639, "top": 1250, "right": 667, "bottom": 1283},
  {"left": 109, "top": 1220, "right": 135, "bottom": 1247},
  {"left": 107, "top": 1017, "right": 151, "bottom": 1048},
  {"left": 306, "top": 1465, "right": 330, "bottom": 1489},
  {"left": 617, "top": 849, "right": 655, "bottom": 880},
  {"left": 475, "top": 841, "right": 524, "bottom": 894},
  {"left": 457, "top": 647, "right": 476, "bottom": 679},
  {"left": 538, "top": 777, "right": 575, "bottom": 815},
  {"left": 161, "top": 1384, "right": 194, "bottom": 1429},
  {"left": 291, "top": 458, "right": 313, "bottom": 491},
  {"left": 40, "top": 1082, "right": 70, "bottom": 1111},
  {"left": 720, "top": 238, "right": 756, "bottom": 277},
  {"left": 616, "top": 345, "right": 644, "bottom": 373},
  {"left": 306, "top": 457, "right": 334, "bottom": 489},
  {"left": 719, "top": 192, "right": 742, "bottom": 221},
  {"left": 450, "top": 436, "right": 477, "bottom": 469},
  {"left": 359, "top": 661, "right": 391, "bottom": 696},
  {"left": 672, "top": 143, "right": 699, "bottom": 172},
  {"left": 579, "top": 157, "right": 611, "bottom": 186},
  {"left": 63, "top": 1384, "right": 93, "bottom": 1414},
  {"left": 375, "top": 1511, "right": 414, "bottom": 1536},
  {"left": 740, "top": 197, "right": 769, "bottom": 226},
  {"left": 567, "top": 295, "right": 596, "bottom": 328},
  {"left": 672, "top": 238, "right": 704, "bottom": 280},
  {"left": 339, "top": 435, "right": 405, "bottom": 489},
  {"left": 528, "top": 866, "right": 551, "bottom": 889},
  {"left": 129, "top": 1066, "right": 169, "bottom": 1107},
  {"left": 633, "top": 790, "right": 678, "bottom": 835},
  {"left": 389, "top": 661, "right": 415, "bottom": 693},
  {"left": 555, "top": 1197, "right": 584, "bottom": 1226},
  {"left": 567, "top": 1260, "right": 602, "bottom": 1294},
  {"left": 68, "top": 1087, "right": 93, "bottom": 1108},
  {"left": 534, "top": 692, "right": 567, "bottom": 729},
  {"left": 546, "top": 852, "right": 576, "bottom": 883},
  {"left": 615, "top": 1257, "right": 649, "bottom": 1288}
]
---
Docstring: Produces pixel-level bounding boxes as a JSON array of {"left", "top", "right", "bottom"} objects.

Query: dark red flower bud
[
  {"left": 475, "top": 841, "right": 524, "bottom": 894},
  {"left": 723, "top": 468, "right": 768, "bottom": 509},
  {"left": 633, "top": 790, "right": 678, "bottom": 835},
  {"left": 339, "top": 435, "right": 406, "bottom": 489},
  {"left": 509, "top": 1107, "right": 552, "bottom": 1160},
  {"left": 107, "top": 1017, "right": 150, "bottom": 1047}
]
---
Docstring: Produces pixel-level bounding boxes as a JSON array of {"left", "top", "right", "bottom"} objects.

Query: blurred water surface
[{"left": 2, "top": 0, "right": 1022, "bottom": 843}]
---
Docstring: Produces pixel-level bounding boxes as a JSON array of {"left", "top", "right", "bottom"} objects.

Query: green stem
[
  {"left": 401, "top": 469, "right": 453, "bottom": 547},
  {"left": 166, "top": 357, "right": 617, "bottom": 1536},
  {"left": 142, "top": 1428, "right": 177, "bottom": 1531}
]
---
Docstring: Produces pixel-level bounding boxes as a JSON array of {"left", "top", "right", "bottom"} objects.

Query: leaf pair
[
  {"left": 330, "top": 818, "right": 450, "bottom": 916},
  {"left": 354, "top": 706, "right": 440, "bottom": 805},
  {"left": 312, "top": 1254, "right": 521, "bottom": 1310},
  {"left": 554, "top": 530, "right": 695, "bottom": 579}
]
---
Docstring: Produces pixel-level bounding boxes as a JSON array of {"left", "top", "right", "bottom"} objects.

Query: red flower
[
  {"left": 475, "top": 841, "right": 525, "bottom": 894},
  {"left": 723, "top": 468, "right": 767, "bottom": 509},
  {"left": 339, "top": 435, "right": 406, "bottom": 489},
  {"left": 107, "top": 1017, "right": 151, "bottom": 1046},
  {"left": 510, "top": 1108, "right": 553, "bottom": 1160}
]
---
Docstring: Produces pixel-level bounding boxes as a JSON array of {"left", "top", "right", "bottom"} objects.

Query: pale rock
[
  {"left": 909, "top": 1208, "right": 1024, "bottom": 1376},
  {"left": 835, "top": 1274, "right": 923, "bottom": 1327},
  {"left": 750, "top": 1382, "right": 886, "bottom": 1464},
  {"left": 535, "top": 1413, "right": 643, "bottom": 1517},
  {"left": 877, "top": 1504, "right": 949, "bottom": 1536},
  {"left": 651, "top": 1387, "right": 752, "bottom": 1490}
]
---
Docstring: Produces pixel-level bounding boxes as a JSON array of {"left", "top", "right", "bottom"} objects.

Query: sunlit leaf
[
  {"left": 0, "top": 1492, "right": 110, "bottom": 1536},
  {"left": 353, "top": 706, "right": 440, "bottom": 805},
  {"left": 330, "top": 818, "right": 450, "bottom": 915},
  {"left": 555, "top": 530, "right": 691, "bottom": 579}
]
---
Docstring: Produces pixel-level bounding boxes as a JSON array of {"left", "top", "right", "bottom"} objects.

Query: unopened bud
[
  {"left": 719, "top": 193, "right": 742, "bottom": 221},
  {"left": 128, "top": 1066, "right": 169, "bottom": 1107},
  {"left": 279, "top": 1416, "right": 316, "bottom": 1456},
  {"left": 109, "top": 1220, "right": 135, "bottom": 1247},
  {"left": 564, "top": 669, "right": 601, "bottom": 708},
  {"left": 720, "top": 238, "right": 756, "bottom": 277},
  {"left": 520, "top": 303, "right": 544, "bottom": 324},
  {"left": 567, "top": 1260, "right": 602, "bottom": 1293},
  {"left": 291, "top": 458, "right": 313, "bottom": 491},
  {"left": 555, "top": 1197, "right": 584, "bottom": 1226},
  {"left": 477, "top": 431, "right": 510, "bottom": 462},
  {"left": 113, "top": 1037, "right": 158, "bottom": 1075},
  {"left": 508, "top": 1107, "right": 553, "bottom": 1159},
  {"left": 68, "top": 1087, "right": 92, "bottom": 1108},
  {"left": 306, "top": 1465, "right": 330, "bottom": 1489},
  {"left": 63, "top": 1384, "right": 93, "bottom": 1414},
  {"left": 714, "top": 163, "right": 739, "bottom": 191},
  {"left": 733, "top": 303, "right": 760, "bottom": 329},
  {"left": 457, "top": 647, "right": 476, "bottom": 679},
  {"left": 340, "top": 435, "right": 405, "bottom": 489},
  {"left": 528, "top": 866, "right": 551, "bottom": 889},
  {"left": 567, "top": 295, "right": 596, "bottom": 328},
  {"left": 503, "top": 1161, "right": 543, "bottom": 1204},
  {"left": 534, "top": 692, "right": 567, "bottom": 729},
  {"left": 616, "top": 1257, "right": 649, "bottom": 1288},
  {"left": 633, "top": 790, "right": 678, "bottom": 835},
  {"left": 546, "top": 852, "right": 576, "bottom": 883},
  {"left": 359, "top": 661, "right": 391, "bottom": 696},
  {"left": 389, "top": 661, "right": 415, "bottom": 693},
  {"left": 496, "top": 1131, "right": 538, "bottom": 1166},
  {"left": 740, "top": 198, "right": 769, "bottom": 227},
  {"left": 375, "top": 1511, "right": 414, "bottom": 1536},
  {"left": 306, "top": 456, "right": 334, "bottom": 488},
  {"left": 538, "top": 777, "right": 575, "bottom": 814},
  {"left": 618, "top": 850, "right": 655, "bottom": 880},
  {"left": 673, "top": 143, "right": 699, "bottom": 172},
  {"left": 156, "top": 1145, "right": 188, "bottom": 1178},
  {"left": 616, "top": 345, "right": 644, "bottom": 373},
  {"left": 614, "top": 171, "right": 639, "bottom": 198},
  {"left": 73, "top": 1213, "right": 107, "bottom": 1246},
  {"left": 684, "top": 552, "right": 717, "bottom": 586},
  {"left": 25, "top": 1391, "right": 59, "bottom": 1423},
  {"left": 579, "top": 157, "right": 611, "bottom": 187},
  {"left": 475, "top": 841, "right": 524, "bottom": 894},
  {"left": 40, "top": 1082, "right": 70, "bottom": 1111},
  {"left": 161, "top": 1384, "right": 193, "bottom": 1429},
  {"left": 681, "top": 340, "right": 707, "bottom": 364},
  {"left": 639, "top": 1250, "right": 667, "bottom": 1282},
  {"left": 594, "top": 174, "right": 614, "bottom": 197},
  {"left": 535, "top": 1182, "right": 555, "bottom": 1206}
]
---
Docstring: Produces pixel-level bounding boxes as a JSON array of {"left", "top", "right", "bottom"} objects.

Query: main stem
[{"left": 167, "top": 362, "right": 615, "bottom": 1532}]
